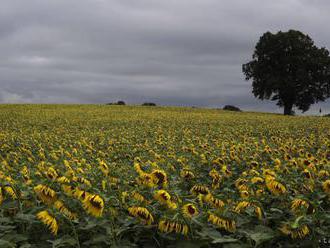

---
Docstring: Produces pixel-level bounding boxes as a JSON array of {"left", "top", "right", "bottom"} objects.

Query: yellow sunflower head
[{"left": 182, "top": 203, "right": 198, "bottom": 218}]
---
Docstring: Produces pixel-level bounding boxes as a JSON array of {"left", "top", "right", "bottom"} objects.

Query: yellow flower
[
  {"left": 265, "top": 178, "right": 286, "bottom": 195},
  {"left": 291, "top": 199, "right": 309, "bottom": 213},
  {"left": 154, "top": 190, "right": 177, "bottom": 209},
  {"left": 158, "top": 219, "right": 188, "bottom": 235},
  {"left": 279, "top": 224, "right": 309, "bottom": 239},
  {"left": 190, "top": 185, "right": 210, "bottom": 196},
  {"left": 36, "top": 210, "right": 58, "bottom": 235},
  {"left": 131, "top": 191, "right": 146, "bottom": 203},
  {"left": 154, "top": 190, "right": 171, "bottom": 204},
  {"left": 240, "top": 190, "right": 249, "bottom": 198},
  {"left": 322, "top": 180, "right": 330, "bottom": 194},
  {"left": 150, "top": 169, "right": 168, "bottom": 187},
  {"left": 99, "top": 160, "right": 109, "bottom": 176},
  {"left": 57, "top": 176, "right": 70, "bottom": 184},
  {"left": 208, "top": 213, "right": 236, "bottom": 232},
  {"left": 73, "top": 177, "right": 91, "bottom": 187},
  {"left": 62, "top": 185, "right": 75, "bottom": 197},
  {"left": 45, "top": 167, "right": 58, "bottom": 180},
  {"left": 128, "top": 206, "right": 154, "bottom": 225},
  {"left": 221, "top": 165, "right": 232, "bottom": 177},
  {"left": 251, "top": 177, "right": 264, "bottom": 184},
  {"left": 274, "top": 158, "right": 281, "bottom": 166},
  {"left": 209, "top": 168, "right": 221, "bottom": 180},
  {"left": 234, "top": 201, "right": 252, "bottom": 213},
  {"left": 235, "top": 178, "right": 248, "bottom": 190},
  {"left": 82, "top": 194, "right": 104, "bottom": 217},
  {"left": 318, "top": 170, "right": 329, "bottom": 178},
  {"left": 302, "top": 169, "right": 312, "bottom": 179},
  {"left": 180, "top": 169, "right": 195, "bottom": 179},
  {"left": 4, "top": 186, "right": 17, "bottom": 200},
  {"left": 53, "top": 200, "right": 77, "bottom": 220},
  {"left": 203, "top": 194, "right": 225, "bottom": 209},
  {"left": 136, "top": 173, "right": 155, "bottom": 188},
  {"left": 73, "top": 188, "right": 91, "bottom": 201},
  {"left": 182, "top": 203, "right": 198, "bottom": 218},
  {"left": 34, "top": 185, "right": 57, "bottom": 204}
]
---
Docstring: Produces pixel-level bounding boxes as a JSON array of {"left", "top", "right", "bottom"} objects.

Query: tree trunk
[{"left": 284, "top": 103, "right": 293, "bottom": 115}]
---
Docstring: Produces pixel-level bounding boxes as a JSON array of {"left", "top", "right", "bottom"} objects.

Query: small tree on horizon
[{"left": 243, "top": 30, "right": 330, "bottom": 115}]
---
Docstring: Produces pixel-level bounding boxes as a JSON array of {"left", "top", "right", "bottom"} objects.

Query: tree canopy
[{"left": 243, "top": 30, "right": 330, "bottom": 115}]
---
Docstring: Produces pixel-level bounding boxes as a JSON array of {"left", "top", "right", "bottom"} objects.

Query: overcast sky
[{"left": 0, "top": 0, "right": 329, "bottom": 114}]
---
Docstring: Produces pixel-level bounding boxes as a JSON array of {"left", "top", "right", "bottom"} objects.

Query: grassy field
[{"left": 0, "top": 104, "right": 329, "bottom": 247}]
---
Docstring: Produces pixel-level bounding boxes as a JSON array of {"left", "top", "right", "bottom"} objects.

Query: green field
[{"left": 0, "top": 104, "right": 329, "bottom": 247}]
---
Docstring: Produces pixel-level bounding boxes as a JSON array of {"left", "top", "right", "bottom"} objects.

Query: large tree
[{"left": 243, "top": 30, "right": 330, "bottom": 115}]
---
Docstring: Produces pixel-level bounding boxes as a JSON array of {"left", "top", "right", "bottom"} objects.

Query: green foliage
[
  {"left": 223, "top": 105, "right": 241, "bottom": 112},
  {"left": 243, "top": 30, "right": 330, "bottom": 115}
]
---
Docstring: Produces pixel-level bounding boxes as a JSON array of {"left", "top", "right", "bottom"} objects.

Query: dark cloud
[{"left": 0, "top": 0, "right": 329, "bottom": 114}]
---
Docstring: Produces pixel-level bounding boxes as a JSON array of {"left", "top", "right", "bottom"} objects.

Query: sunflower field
[{"left": 0, "top": 104, "right": 329, "bottom": 247}]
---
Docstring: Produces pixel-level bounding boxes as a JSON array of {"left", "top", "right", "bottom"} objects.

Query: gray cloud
[{"left": 0, "top": 0, "right": 329, "bottom": 114}]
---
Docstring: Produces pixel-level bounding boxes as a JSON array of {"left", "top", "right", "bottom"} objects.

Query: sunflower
[
  {"left": 182, "top": 203, "right": 198, "bottom": 218},
  {"left": 291, "top": 199, "right": 309, "bottom": 213},
  {"left": 208, "top": 213, "right": 236, "bottom": 232},
  {"left": 53, "top": 200, "right": 77, "bottom": 220},
  {"left": 322, "top": 180, "right": 330, "bottom": 194},
  {"left": 274, "top": 158, "right": 281, "bottom": 166},
  {"left": 265, "top": 179, "right": 286, "bottom": 195},
  {"left": 158, "top": 219, "right": 188, "bottom": 235},
  {"left": 151, "top": 169, "right": 168, "bottom": 187},
  {"left": 131, "top": 191, "right": 146, "bottom": 203},
  {"left": 234, "top": 201, "right": 252, "bottom": 213},
  {"left": 99, "top": 160, "right": 109, "bottom": 176},
  {"left": 73, "top": 188, "right": 91, "bottom": 201},
  {"left": 279, "top": 224, "right": 309, "bottom": 239},
  {"left": 45, "top": 167, "right": 58, "bottom": 180},
  {"left": 251, "top": 177, "right": 264, "bottom": 184},
  {"left": 203, "top": 194, "right": 225, "bottom": 209},
  {"left": 154, "top": 190, "right": 177, "bottom": 209},
  {"left": 302, "top": 169, "right": 312, "bottom": 179},
  {"left": 82, "top": 194, "right": 104, "bottom": 217},
  {"left": 136, "top": 173, "right": 155, "bottom": 188},
  {"left": 190, "top": 185, "right": 210, "bottom": 196},
  {"left": 209, "top": 168, "right": 221, "bottom": 180},
  {"left": 221, "top": 165, "right": 232, "bottom": 177},
  {"left": 154, "top": 190, "right": 171, "bottom": 203},
  {"left": 57, "top": 176, "right": 70, "bottom": 184},
  {"left": 73, "top": 177, "right": 92, "bottom": 187},
  {"left": 62, "top": 185, "right": 75, "bottom": 197},
  {"left": 180, "top": 169, "right": 195, "bottom": 179},
  {"left": 36, "top": 210, "right": 58, "bottom": 235},
  {"left": 240, "top": 190, "right": 249, "bottom": 198},
  {"left": 234, "top": 178, "right": 248, "bottom": 190},
  {"left": 212, "top": 177, "right": 221, "bottom": 189},
  {"left": 128, "top": 206, "right": 154, "bottom": 225},
  {"left": 318, "top": 170, "right": 329, "bottom": 178},
  {"left": 34, "top": 185, "right": 57, "bottom": 204},
  {"left": 4, "top": 186, "right": 17, "bottom": 200},
  {"left": 263, "top": 169, "right": 276, "bottom": 179}
]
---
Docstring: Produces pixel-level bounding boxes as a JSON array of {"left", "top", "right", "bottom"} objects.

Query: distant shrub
[
  {"left": 106, "top": 101, "right": 126, "bottom": 105},
  {"left": 223, "top": 105, "right": 241, "bottom": 112},
  {"left": 142, "top": 102, "right": 156, "bottom": 106}
]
